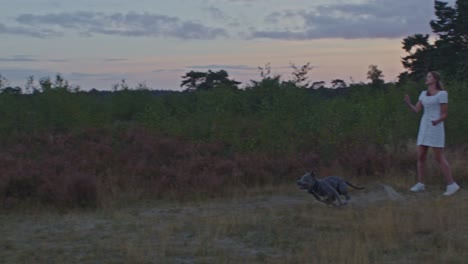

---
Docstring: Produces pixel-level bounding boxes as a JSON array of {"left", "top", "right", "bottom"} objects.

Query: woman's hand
[
  {"left": 404, "top": 94, "right": 411, "bottom": 105},
  {"left": 432, "top": 120, "right": 440, "bottom": 126},
  {"left": 404, "top": 94, "right": 421, "bottom": 113}
]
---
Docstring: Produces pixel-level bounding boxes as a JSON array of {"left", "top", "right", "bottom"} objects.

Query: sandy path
[{"left": 0, "top": 182, "right": 465, "bottom": 263}]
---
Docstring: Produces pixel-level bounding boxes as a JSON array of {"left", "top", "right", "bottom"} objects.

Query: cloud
[
  {"left": 187, "top": 64, "right": 256, "bottom": 71},
  {"left": 152, "top": 68, "right": 185, "bottom": 73},
  {"left": 0, "top": 67, "right": 138, "bottom": 89},
  {"left": 0, "top": 55, "right": 37, "bottom": 62},
  {"left": 204, "top": 6, "right": 229, "bottom": 21},
  {"left": 103, "top": 58, "right": 128, "bottom": 62},
  {"left": 67, "top": 71, "right": 137, "bottom": 81},
  {"left": 250, "top": 0, "right": 433, "bottom": 40},
  {"left": 0, "top": 68, "right": 53, "bottom": 81},
  {"left": 48, "top": 59, "right": 69, "bottom": 62},
  {"left": 0, "top": 0, "right": 437, "bottom": 41},
  {"left": 11, "top": 11, "right": 228, "bottom": 39},
  {"left": 0, "top": 22, "right": 63, "bottom": 38},
  {"left": 0, "top": 55, "right": 69, "bottom": 63}
]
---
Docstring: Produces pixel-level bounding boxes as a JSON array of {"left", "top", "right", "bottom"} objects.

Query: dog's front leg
[{"left": 308, "top": 190, "right": 325, "bottom": 202}]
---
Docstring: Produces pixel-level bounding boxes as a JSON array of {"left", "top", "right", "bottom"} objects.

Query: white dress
[{"left": 417, "top": 90, "right": 448, "bottom": 148}]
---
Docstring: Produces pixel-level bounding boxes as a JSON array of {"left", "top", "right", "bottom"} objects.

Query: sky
[{"left": 0, "top": 0, "right": 457, "bottom": 91}]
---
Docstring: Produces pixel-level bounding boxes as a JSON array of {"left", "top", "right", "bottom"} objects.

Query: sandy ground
[{"left": 0, "top": 182, "right": 465, "bottom": 263}]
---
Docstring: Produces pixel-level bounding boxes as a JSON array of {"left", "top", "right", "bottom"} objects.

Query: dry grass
[
  {"left": 1, "top": 176, "right": 467, "bottom": 264},
  {"left": 0, "top": 136, "right": 468, "bottom": 264}
]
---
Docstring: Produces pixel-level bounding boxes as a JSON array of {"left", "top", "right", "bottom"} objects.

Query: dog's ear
[{"left": 309, "top": 171, "right": 316, "bottom": 177}]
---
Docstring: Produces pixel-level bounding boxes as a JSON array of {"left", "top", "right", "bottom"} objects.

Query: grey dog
[{"left": 296, "top": 172, "right": 365, "bottom": 206}]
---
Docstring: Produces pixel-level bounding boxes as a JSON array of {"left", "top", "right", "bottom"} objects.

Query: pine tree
[{"left": 400, "top": 1, "right": 468, "bottom": 82}]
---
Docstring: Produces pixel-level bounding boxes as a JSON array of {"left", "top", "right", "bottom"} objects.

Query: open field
[
  {"left": 1, "top": 179, "right": 467, "bottom": 264},
  {"left": 0, "top": 80, "right": 466, "bottom": 264}
]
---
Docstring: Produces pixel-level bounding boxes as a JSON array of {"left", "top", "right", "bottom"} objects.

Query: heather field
[{"left": 0, "top": 80, "right": 467, "bottom": 263}]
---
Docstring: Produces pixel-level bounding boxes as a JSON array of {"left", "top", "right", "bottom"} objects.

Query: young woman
[{"left": 404, "top": 71, "right": 460, "bottom": 196}]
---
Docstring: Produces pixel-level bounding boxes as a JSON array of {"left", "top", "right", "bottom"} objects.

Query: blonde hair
[{"left": 429, "top": 71, "right": 444, "bottom": 90}]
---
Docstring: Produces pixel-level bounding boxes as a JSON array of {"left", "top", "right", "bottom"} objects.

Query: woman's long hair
[{"left": 429, "top": 71, "right": 444, "bottom": 91}]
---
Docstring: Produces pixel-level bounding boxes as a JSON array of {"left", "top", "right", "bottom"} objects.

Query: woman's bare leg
[
  {"left": 417, "top": 146, "right": 429, "bottom": 183},
  {"left": 433, "top": 147, "right": 454, "bottom": 184}
]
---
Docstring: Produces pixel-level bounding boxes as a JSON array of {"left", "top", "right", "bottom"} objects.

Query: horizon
[{"left": 0, "top": 0, "right": 457, "bottom": 91}]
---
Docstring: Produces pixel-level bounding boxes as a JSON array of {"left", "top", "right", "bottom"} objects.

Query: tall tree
[
  {"left": 331, "top": 79, "right": 347, "bottom": 89},
  {"left": 180, "top": 70, "right": 240, "bottom": 91},
  {"left": 290, "top": 62, "right": 313, "bottom": 87},
  {"left": 400, "top": 1, "right": 468, "bottom": 82},
  {"left": 0, "top": 74, "right": 8, "bottom": 89},
  {"left": 311, "top": 81, "right": 325, "bottom": 89},
  {"left": 367, "top": 65, "right": 385, "bottom": 86}
]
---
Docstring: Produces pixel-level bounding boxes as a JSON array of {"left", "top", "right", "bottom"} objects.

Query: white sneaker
[
  {"left": 410, "top": 182, "right": 425, "bottom": 192},
  {"left": 443, "top": 183, "right": 460, "bottom": 196}
]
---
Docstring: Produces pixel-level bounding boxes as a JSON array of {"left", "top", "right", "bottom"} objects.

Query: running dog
[{"left": 296, "top": 171, "right": 365, "bottom": 206}]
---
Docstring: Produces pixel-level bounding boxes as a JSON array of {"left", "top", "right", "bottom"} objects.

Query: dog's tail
[{"left": 345, "top": 181, "right": 365, "bottom": 190}]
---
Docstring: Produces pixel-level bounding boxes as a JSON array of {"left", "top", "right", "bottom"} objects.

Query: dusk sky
[{"left": 0, "top": 0, "right": 457, "bottom": 90}]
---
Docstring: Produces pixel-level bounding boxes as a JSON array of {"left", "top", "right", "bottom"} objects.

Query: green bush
[{"left": 0, "top": 80, "right": 466, "bottom": 156}]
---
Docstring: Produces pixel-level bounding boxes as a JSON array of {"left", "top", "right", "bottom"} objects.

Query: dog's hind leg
[
  {"left": 322, "top": 181, "right": 346, "bottom": 206},
  {"left": 337, "top": 183, "right": 351, "bottom": 201}
]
